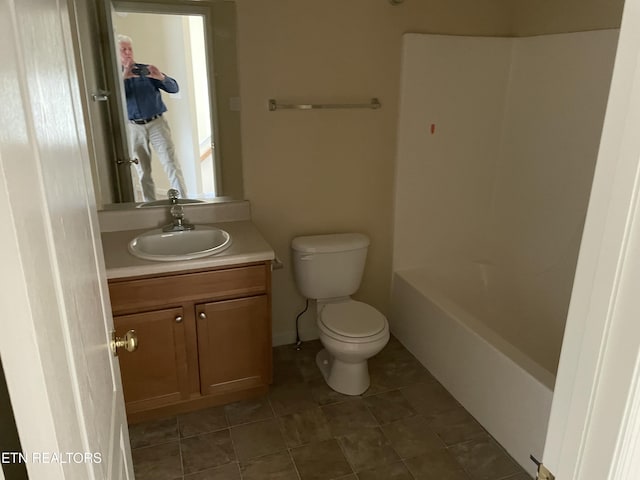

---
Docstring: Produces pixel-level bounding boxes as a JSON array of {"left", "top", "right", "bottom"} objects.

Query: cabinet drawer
[{"left": 109, "top": 264, "right": 267, "bottom": 314}]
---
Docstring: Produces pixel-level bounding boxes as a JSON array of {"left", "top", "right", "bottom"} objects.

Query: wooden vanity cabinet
[{"left": 108, "top": 262, "right": 272, "bottom": 423}]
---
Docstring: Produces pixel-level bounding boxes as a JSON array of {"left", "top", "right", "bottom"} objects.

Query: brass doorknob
[{"left": 111, "top": 330, "right": 138, "bottom": 356}]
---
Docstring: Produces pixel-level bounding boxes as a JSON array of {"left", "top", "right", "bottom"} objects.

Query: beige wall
[
  {"left": 235, "top": 0, "right": 513, "bottom": 344},
  {"left": 512, "top": 0, "right": 624, "bottom": 36}
]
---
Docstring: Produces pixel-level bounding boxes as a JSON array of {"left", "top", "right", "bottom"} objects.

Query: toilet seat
[{"left": 319, "top": 300, "right": 388, "bottom": 343}]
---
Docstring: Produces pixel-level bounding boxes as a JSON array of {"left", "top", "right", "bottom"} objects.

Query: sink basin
[
  {"left": 137, "top": 198, "right": 206, "bottom": 208},
  {"left": 128, "top": 226, "right": 232, "bottom": 261}
]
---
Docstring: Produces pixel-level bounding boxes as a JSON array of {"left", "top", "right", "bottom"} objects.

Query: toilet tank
[{"left": 291, "top": 233, "right": 370, "bottom": 300}]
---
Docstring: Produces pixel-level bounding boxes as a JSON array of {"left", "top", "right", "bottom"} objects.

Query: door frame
[{"left": 542, "top": 0, "right": 640, "bottom": 478}]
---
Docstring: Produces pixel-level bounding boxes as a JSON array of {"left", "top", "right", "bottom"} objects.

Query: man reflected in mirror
[{"left": 118, "top": 34, "right": 187, "bottom": 201}]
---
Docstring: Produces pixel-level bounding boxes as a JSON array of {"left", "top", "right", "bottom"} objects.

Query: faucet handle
[
  {"left": 167, "top": 189, "right": 180, "bottom": 204},
  {"left": 170, "top": 204, "right": 184, "bottom": 219},
  {"left": 163, "top": 204, "right": 194, "bottom": 232}
]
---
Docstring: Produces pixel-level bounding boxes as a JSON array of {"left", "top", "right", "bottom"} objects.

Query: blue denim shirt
[{"left": 124, "top": 63, "right": 179, "bottom": 121}]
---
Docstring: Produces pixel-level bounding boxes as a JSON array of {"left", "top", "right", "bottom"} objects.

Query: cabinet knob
[
  {"left": 175, "top": 315, "right": 183, "bottom": 323},
  {"left": 198, "top": 312, "right": 207, "bottom": 320}
]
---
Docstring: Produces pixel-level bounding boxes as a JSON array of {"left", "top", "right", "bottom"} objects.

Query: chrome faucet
[
  {"left": 163, "top": 205, "right": 195, "bottom": 232},
  {"left": 163, "top": 190, "right": 194, "bottom": 232}
]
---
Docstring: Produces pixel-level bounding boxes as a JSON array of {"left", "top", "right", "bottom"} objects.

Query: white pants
[{"left": 128, "top": 116, "right": 187, "bottom": 201}]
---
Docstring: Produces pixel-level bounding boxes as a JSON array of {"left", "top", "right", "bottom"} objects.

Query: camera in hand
[{"left": 132, "top": 65, "right": 150, "bottom": 76}]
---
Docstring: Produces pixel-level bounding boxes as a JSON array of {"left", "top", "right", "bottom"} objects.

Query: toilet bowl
[
  {"left": 291, "top": 232, "right": 390, "bottom": 396},
  {"left": 315, "top": 299, "right": 389, "bottom": 395}
]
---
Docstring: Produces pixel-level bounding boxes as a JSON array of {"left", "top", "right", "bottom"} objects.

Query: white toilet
[{"left": 292, "top": 233, "right": 389, "bottom": 395}]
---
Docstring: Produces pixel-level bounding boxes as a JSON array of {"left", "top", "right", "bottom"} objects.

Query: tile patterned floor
[{"left": 129, "top": 337, "right": 533, "bottom": 480}]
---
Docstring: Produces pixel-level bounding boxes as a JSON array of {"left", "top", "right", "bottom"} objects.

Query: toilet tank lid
[{"left": 292, "top": 233, "right": 370, "bottom": 253}]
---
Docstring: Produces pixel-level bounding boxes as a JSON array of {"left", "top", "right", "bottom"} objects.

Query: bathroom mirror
[{"left": 101, "top": 0, "right": 243, "bottom": 205}]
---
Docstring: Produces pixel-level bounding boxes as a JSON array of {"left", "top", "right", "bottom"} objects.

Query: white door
[
  {"left": 542, "top": 0, "right": 640, "bottom": 478},
  {"left": 0, "top": 1, "right": 133, "bottom": 479}
]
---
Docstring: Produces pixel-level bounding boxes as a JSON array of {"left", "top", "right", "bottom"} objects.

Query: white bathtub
[{"left": 390, "top": 266, "right": 555, "bottom": 477}]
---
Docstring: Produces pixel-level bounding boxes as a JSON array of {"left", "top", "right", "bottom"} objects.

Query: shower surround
[{"left": 390, "top": 30, "right": 619, "bottom": 474}]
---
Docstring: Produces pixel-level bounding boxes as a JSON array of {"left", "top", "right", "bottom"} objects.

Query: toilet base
[{"left": 316, "top": 348, "right": 370, "bottom": 396}]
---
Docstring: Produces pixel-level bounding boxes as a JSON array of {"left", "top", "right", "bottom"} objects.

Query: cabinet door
[
  {"left": 196, "top": 295, "right": 271, "bottom": 396},
  {"left": 114, "top": 307, "right": 189, "bottom": 413}
]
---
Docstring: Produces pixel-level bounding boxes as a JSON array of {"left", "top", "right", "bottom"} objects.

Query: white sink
[{"left": 128, "top": 226, "right": 232, "bottom": 261}]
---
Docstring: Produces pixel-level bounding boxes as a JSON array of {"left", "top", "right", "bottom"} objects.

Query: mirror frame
[{"left": 99, "top": 0, "right": 234, "bottom": 204}]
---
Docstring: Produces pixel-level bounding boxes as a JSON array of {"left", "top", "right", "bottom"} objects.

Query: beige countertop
[{"left": 101, "top": 220, "right": 275, "bottom": 280}]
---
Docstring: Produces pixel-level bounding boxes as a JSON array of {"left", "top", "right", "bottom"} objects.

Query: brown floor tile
[
  {"left": 269, "top": 382, "right": 317, "bottom": 416},
  {"left": 224, "top": 396, "right": 273, "bottom": 426},
  {"left": 371, "top": 352, "right": 433, "bottom": 380},
  {"left": 376, "top": 335, "right": 409, "bottom": 357},
  {"left": 364, "top": 390, "right": 417, "bottom": 424},
  {"left": 183, "top": 462, "right": 241, "bottom": 479},
  {"left": 295, "top": 343, "right": 325, "bottom": 382},
  {"left": 448, "top": 435, "right": 520, "bottom": 480},
  {"left": 367, "top": 344, "right": 435, "bottom": 394},
  {"left": 356, "top": 461, "right": 414, "bottom": 480},
  {"left": 240, "top": 451, "right": 299, "bottom": 480},
  {"left": 295, "top": 340, "right": 323, "bottom": 357},
  {"left": 129, "top": 416, "right": 178, "bottom": 448},
  {"left": 279, "top": 406, "right": 332, "bottom": 448},
  {"left": 365, "top": 336, "right": 403, "bottom": 365},
  {"left": 427, "top": 407, "right": 486, "bottom": 446},
  {"left": 405, "top": 449, "right": 470, "bottom": 480},
  {"left": 273, "top": 344, "right": 300, "bottom": 363},
  {"left": 297, "top": 358, "right": 324, "bottom": 383},
  {"left": 381, "top": 415, "right": 446, "bottom": 459},
  {"left": 127, "top": 339, "right": 530, "bottom": 480},
  {"left": 308, "top": 377, "right": 353, "bottom": 406},
  {"left": 337, "top": 427, "right": 400, "bottom": 472},
  {"left": 132, "top": 441, "right": 182, "bottom": 480},
  {"left": 180, "top": 430, "right": 236, "bottom": 475},
  {"left": 364, "top": 377, "right": 396, "bottom": 396},
  {"left": 273, "top": 345, "right": 305, "bottom": 386},
  {"left": 178, "top": 406, "right": 228, "bottom": 438},
  {"left": 400, "top": 381, "right": 460, "bottom": 417},
  {"left": 230, "top": 418, "right": 287, "bottom": 463},
  {"left": 290, "top": 439, "right": 353, "bottom": 480},
  {"left": 321, "top": 399, "right": 379, "bottom": 437},
  {"left": 273, "top": 364, "right": 306, "bottom": 386},
  {"left": 503, "top": 473, "right": 533, "bottom": 480}
]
